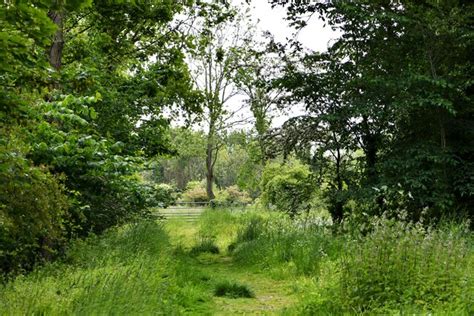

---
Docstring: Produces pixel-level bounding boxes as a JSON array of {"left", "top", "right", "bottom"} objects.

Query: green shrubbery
[
  {"left": 213, "top": 185, "right": 252, "bottom": 207},
  {"left": 1, "top": 94, "right": 174, "bottom": 276},
  {"left": 229, "top": 211, "right": 473, "bottom": 313},
  {"left": 181, "top": 180, "right": 209, "bottom": 202},
  {"left": 260, "top": 160, "right": 315, "bottom": 217},
  {"left": 0, "top": 132, "right": 70, "bottom": 275},
  {"left": 152, "top": 183, "right": 177, "bottom": 207}
]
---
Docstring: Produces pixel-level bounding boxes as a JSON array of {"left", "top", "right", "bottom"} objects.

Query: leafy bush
[
  {"left": 0, "top": 130, "right": 70, "bottom": 275},
  {"left": 181, "top": 181, "right": 209, "bottom": 202},
  {"left": 29, "top": 94, "right": 152, "bottom": 235},
  {"left": 152, "top": 183, "right": 176, "bottom": 207},
  {"left": 260, "top": 160, "right": 315, "bottom": 217},
  {"left": 213, "top": 185, "right": 252, "bottom": 207},
  {"left": 214, "top": 280, "right": 254, "bottom": 298}
]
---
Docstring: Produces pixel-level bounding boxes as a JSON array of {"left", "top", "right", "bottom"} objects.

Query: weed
[
  {"left": 214, "top": 280, "right": 255, "bottom": 298},
  {"left": 190, "top": 237, "right": 220, "bottom": 256}
]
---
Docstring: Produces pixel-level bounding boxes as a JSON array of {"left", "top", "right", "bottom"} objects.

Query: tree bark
[
  {"left": 48, "top": 10, "right": 64, "bottom": 71},
  {"left": 206, "top": 139, "right": 215, "bottom": 200},
  {"left": 205, "top": 115, "right": 216, "bottom": 200}
]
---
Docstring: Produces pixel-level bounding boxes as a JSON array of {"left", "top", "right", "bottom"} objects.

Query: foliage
[
  {"left": 273, "top": 0, "right": 474, "bottom": 223},
  {"left": 28, "top": 94, "right": 153, "bottom": 235},
  {"left": 153, "top": 183, "right": 177, "bottom": 208},
  {"left": 0, "top": 0, "right": 201, "bottom": 274},
  {"left": 213, "top": 186, "right": 252, "bottom": 207},
  {"left": 181, "top": 180, "right": 209, "bottom": 203},
  {"left": 260, "top": 160, "right": 315, "bottom": 217},
  {"left": 0, "top": 129, "right": 70, "bottom": 275},
  {"left": 152, "top": 129, "right": 207, "bottom": 190}
]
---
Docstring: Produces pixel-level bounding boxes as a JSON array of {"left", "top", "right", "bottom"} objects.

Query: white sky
[
  {"left": 238, "top": 0, "right": 341, "bottom": 128},
  {"left": 169, "top": 1, "right": 340, "bottom": 131},
  {"left": 248, "top": 1, "right": 340, "bottom": 53}
]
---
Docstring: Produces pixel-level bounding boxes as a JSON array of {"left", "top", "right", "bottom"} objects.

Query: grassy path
[{"left": 165, "top": 218, "right": 299, "bottom": 315}]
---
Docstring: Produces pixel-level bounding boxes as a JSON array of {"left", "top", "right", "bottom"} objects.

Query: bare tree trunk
[
  {"left": 206, "top": 138, "right": 215, "bottom": 200},
  {"left": 205, "top": 112, "right": 217, "bottom": 200},
  {"left": 48, "top": 10, "right": 64, "bottom": 71}
]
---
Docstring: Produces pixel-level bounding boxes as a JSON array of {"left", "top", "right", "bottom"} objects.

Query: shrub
[
  {"left": 0, "top": 132, "right": 70, "bottom": 275},
  {"left": 214, "top": 281, "right": 254, "bottom": 298},
  {"left": 260, "top": 160, "right": 314, "bottom": 217},
  {"left": 213, "top": 185, "right": 252, "bottom": 207},
  {"left": 153, "top": 183, "right": 176, "bottom": 207},
  {"left": 181, "top": 181, "right": 209, "bottom": 202}
]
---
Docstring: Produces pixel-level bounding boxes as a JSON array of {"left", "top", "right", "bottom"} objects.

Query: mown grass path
[{"left": 165, "top": 218, "right": 298, "bottom": 315}]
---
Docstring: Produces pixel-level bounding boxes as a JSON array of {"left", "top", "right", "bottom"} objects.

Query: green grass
[
  {"left": 190, "top": 237, "right": 220, "bottom": 255},
  {"left": 0, "top": 208, "right": 472, "bottom": 315},
  {"left": 0, "top": 220, "right": 212, "bottom": 314},
  {"left": 228, "top": 210, "right": 474, "bottom": 314},
  {"left": 214, "top": 280, "right": 255, "bottom": 298}
]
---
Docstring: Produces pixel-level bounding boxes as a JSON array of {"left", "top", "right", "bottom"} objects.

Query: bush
[
  {"left": 181, "top": 181, "right": 209, "bottom": 202},
  {"left": 28, "top": 95, "right": 154, "bottom": 235},
  {"left": 260, "top": 160, "right": 314, "bottom": 217},
  {"left": 153, "top": 183, "right": 176, "bottom": 207},
  {"left": 0, "top": 132, "right": 70, "bottom": 275},
  {"left": 213, "top": 185, "right": 252, "bottom": 207}
]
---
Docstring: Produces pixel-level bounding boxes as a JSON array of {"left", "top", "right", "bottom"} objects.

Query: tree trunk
[
  {"left": 206, "top": 139, "right": 215, "bottom": 200},
  {"left": 361, "top": 117, "right": 378, "bottom": 184},
  {"left": 48, "top": 10, "right": 64, "bottom": 71},
  {"left": 333, "top": 145, "right": 344, "bottom": 223}
]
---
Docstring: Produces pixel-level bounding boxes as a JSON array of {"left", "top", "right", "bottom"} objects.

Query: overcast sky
[
  {"left": 248, "top": 1, "right": 340, "bottom": 53},
  {"left": 174, "top": 1, "right": 341, "bottom": 130},
  {"left": 241, "top": 0, "right": 340, "bottom": 128}
]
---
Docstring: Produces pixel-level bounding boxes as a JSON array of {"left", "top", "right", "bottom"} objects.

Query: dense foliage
[
  {"left": 0, "top": 0, "right": 200, "bottom": 275},
  {"left": 270, "top": 0, "right": 474, "bottom": 224}
]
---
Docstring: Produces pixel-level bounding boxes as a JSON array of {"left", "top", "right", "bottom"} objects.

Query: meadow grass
[
  {"left": 225, "top": 210, "right": 473, "bottom": 314},
  {"left": 0, "top": 220, "right": 212, "bottom": 314},
  {"left": 1, "top": 208, "right": 472, "bottom": 315}
]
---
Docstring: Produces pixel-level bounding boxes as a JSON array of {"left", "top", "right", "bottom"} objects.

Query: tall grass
[
  {"left": 0, "top": 220, "right": 212, "bottom": 314},
  {"left": 229, "top": 211, "right": 473, "bottom": 314},
  {"left": 232, "top": 212, "right": 341, "bottom": 276},
  {"left": 336, "top": 217, "right": 474, "bottom": 314}
]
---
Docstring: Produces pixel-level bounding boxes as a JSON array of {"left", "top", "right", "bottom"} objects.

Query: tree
[
  {"left": 275, "top": 0, "right": 473, "bottom": 222},
  {"left": 0, "top": 0, "right": 203, "bottom": 274},
  {"left": 234, "top": 43, "right": 282, "bottom": 163},
  {"left": 187, "top": 4, "right": 255, "bottom": 199}
]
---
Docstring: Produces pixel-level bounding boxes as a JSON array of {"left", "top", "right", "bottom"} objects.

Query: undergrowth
[
  {"left": 0, "top": 220, "right": 212, "bottom": 314},
  {"left": 198, "top": 208, "right": 473, "bottom": 314}
]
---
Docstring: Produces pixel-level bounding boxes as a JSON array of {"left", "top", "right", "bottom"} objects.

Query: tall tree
[
  {"left": 187, "top": 4, "right": 254, "bottom": 199},
  {"left": 275, "top": 0, "right": 473, "bottom": 222}
]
